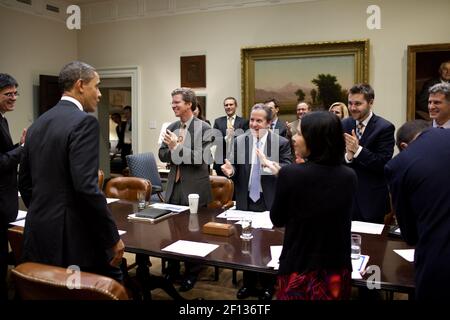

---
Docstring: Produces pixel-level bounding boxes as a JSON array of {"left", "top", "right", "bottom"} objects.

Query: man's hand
[
  {"left": 109, "top": 239, "right": 125, "bottom": 267},
  {"left": 344, "top": 130, "right": 360, "bottom": 154},
  {"left": 163, "top": 129, "right": 178, "bottom": 150},
  {"left": 20, "top": 128, "right": 27, "bottom": 145},
  {"left": 226, "top": 127, "right": 235, "bottom": 138},
  {"left": 221, "top": 159, "right": 234, "bottom": 177},
  {"left": 256, "top": 148, "right": 281, "bottom": 175}
]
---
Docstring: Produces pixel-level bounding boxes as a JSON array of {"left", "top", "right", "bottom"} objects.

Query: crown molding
[{"left": 1, "top": 0, "right": 316, "bottom": 25}]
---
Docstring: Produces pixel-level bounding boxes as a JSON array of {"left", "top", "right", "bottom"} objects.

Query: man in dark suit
[
  {"left": 111, "top": 112, "right": 126, "bottom": 152},
  {"left": 428, "top": 82, "right": 450, "bottom": 129},
  {"left": 221, "top": 103, "right": 292, "bottom": 300},
  {"left": 121, "top": 105, "right": 132, "bottom": 168},
  {"left": 385, "top": 127, "right": 450, "bottom": 300},
  {"left": 342, "top": 83, "right": 395, "bottom": 223},
  {"left": 18, "top": 61, "right": 124, "bottom": 282},
  {"left": 212, "top": 97, "right": 249, "bottom": 176},
  {"left": 0, "top": 73, "right": 26, "bottom": 299},
  {"left": 264, "top": 98, "right": 288, "bottom": 137},
  {"left": 416, "top": 60, "right": 450, "bottom": 120},
  {"left": 159, "top": 87, "right": 213, "bottom": 291}
]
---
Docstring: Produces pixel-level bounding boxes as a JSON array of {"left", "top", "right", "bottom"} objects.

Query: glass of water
[
  {"left": 351, "top": 234, "right": 361, "bottom": 260},
  {"left": 240, "top": 218, "right": 253, "bottom": 240},
  {"left": 137, "top": 190, "right": 146, "bottom": 210}
]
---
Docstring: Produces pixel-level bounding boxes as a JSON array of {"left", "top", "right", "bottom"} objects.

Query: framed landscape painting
[{"left": 241, "top": 40, "right": 369, "bottom": 118}]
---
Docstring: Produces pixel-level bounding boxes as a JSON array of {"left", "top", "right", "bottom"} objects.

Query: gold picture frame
[
  {"left": 241, "top": 40, "right": 369, "bottom": 118},
  {"left": 407, "top": 43, "right": 450, "bottom": 121}
]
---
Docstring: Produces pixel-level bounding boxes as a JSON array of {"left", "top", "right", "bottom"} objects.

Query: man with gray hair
[
  {"left": 428, "top": 82, "right": 450, "bottom": 129},
  {"left": 19, "top": 61, "right": 124, "bottom": 282},
  {"left": 221, "top": 103, "right": 292, "bottom": 300}
]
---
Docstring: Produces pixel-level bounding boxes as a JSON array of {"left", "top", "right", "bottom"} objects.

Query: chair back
[
  {"left": 12, "top": 262, "right": 128, "bottom": 300},
  {"left": 208, "top": 175, "right": 234, "bottom": 209},
  {"left": 105, "top": 176, "right": 152, "bottom": 201},
  {"left": 126, "top": 153, "right": 163, "bottom": 193},
  {"left": 8, "top": 226, "right": 24, "bottom": 265},
  {"left": 98, "top": 169, "right": 105, "bottom": 190}
]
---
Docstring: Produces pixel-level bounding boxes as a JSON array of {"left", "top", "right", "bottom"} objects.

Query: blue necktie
[{"left": 249, "top": 139, "right": 261, "bottom": 202}]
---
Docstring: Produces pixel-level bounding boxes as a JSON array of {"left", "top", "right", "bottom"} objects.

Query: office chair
[
  {"left": 12, "top": 262, "right": 129, "bottom": 300},
  {"left": 104, "top": 176, "right": 152, "bottom": 202},
  {"left": 208, "top": 175, "right": 234, "bottom": 210},
  {"left": 126, "top": 153, "right": 165, "bottom": 202},
  {"left": 98, "top": 169, "right": 105, "bottom": 191}
]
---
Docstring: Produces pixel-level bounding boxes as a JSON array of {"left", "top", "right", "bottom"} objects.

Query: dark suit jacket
[
  {"left": 230, "top": 132, "right": 292, "bottom": 211},
  {"left": 385, "top": 128, "right": 450, "bottom": 300},
  {"left": 272, "top": 119, "right": 288, "bottom": 138},
  {"left": 115, "top": 121, "right": 126, "bottom": 150},
  {"left": 18, "top": 100, "right": 120, "bottom": 268},
  {"left": 158, "top": 117, "right": 213, "bottom": 207},
  {"left": 212, "top": 115, "right": 249, "bottom": 175},
  {"left": 342, "top": 114, "right": 395, "bottom": 223},
  {"left": 270, "top": 162, "right": 357, "bottom": 275},
  {"left": 0, "top": 117, "right": 21, "bottom": 226}
]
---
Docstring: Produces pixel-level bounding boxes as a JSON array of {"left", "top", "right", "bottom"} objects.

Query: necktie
[
  {"left": 227, "top": 117, "right": 233, "bottom": 129},
  {"left": 356, "top": 123, "right": 364, "bottom": 140},
  {"left": 271, "top": 122, "right": 275, "bottom": 130},
  {"left": 249, "top": 139, "right": 261, "bottom": 202},
  {"left": 175, "top": 123, "right": 187, "bottom": 182}
]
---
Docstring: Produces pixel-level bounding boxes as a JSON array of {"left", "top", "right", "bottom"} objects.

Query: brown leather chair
[
  {"left": 207, "top": 175, "right": 234, "bottom": 210},
  {"left": 11, "top": 262, "right": 128, "bottom": 300},
  {"left": 104, "top": 177, "right": 152, "bottom": 202},
  {"left": 8, "top": 226, "right": 24, "bottom": 265},
  {"left": 98, "top": 169, "right": 105, "bottom": 191}
]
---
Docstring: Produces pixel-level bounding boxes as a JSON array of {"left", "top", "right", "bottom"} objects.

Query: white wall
[
  {"left": 0, "top": 6, "right": 77, "bottom": 142},
  {"left": 77, "top": 0, "right": 450, "bottom": 158}
]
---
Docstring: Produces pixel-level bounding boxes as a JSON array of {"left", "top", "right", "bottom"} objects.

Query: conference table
[{"left": 111, "top": 200, "right": 415, "bottom": 296}]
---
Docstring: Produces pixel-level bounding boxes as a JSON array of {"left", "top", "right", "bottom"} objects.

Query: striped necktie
[{"left": 356, "top": 123, "right": 364, "bottom": 140}]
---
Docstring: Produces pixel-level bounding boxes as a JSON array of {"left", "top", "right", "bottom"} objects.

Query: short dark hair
[
  {"left": 396, "top": 119, "right": 430, "bottom": 150},
  {"left": 223, "top": 97, "right": 237, "bottom": 106},
  {"left": 0, "top": 73, "right": 18, "bottom": 91},
  {"left": 264, "top": 97, "right": 280, "bottom": 109},
  {"left": 58, "top": 61, "right": 97, "bottom": 93},
  {"left": 300, "top": 111, "right": 345, "bottom": 165},
  {"left": 123, "top": 105, "right": 131, "bottom": 112},
  {"left": 251, "top": 103, "right": 273, "bottom": 122},
  {"left": 171, "top": 87, "right": 196, "bottom": 111},
  {"left": 348, "top": 83, "right": 375, "bottom": 103}
]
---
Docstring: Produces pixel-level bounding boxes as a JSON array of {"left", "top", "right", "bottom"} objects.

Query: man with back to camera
[
  {"left": 212, "top": 96, "right": 249, "bottom": 176},
  {"left": 416, "top": 60, "right": 450, "bottom": 120},
  {"left": 342, "top": 83, "right": 395, "bottom": 223},
  {"left": 427, "top": 82, "right": 450, "bottom": 129},
  {"left": 0, "top": 73, "right": 26, "bottom": 299},
  {"left": 385, "top": 123, "right": 450, "bottom": 300},
  {"left": 19, "top": 61, "right": 124, "bottom": 282}
]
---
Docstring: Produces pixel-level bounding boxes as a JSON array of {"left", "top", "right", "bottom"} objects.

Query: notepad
[{"left": 136, "top": 208, "right": 172, "bottom": 219}]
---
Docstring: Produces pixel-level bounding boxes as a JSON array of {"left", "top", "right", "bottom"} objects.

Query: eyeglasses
[{"left": 2, "top": 91, "right": 19, "bottom": 98}]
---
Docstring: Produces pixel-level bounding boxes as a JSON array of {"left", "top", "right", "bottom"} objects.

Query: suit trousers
[{"left": 0, "top": 227, "right": 9, "bottom": 300}]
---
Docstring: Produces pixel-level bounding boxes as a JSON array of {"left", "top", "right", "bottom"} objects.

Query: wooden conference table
[{"left": 111, "top": 200, "right": 415, "bottom": 294}]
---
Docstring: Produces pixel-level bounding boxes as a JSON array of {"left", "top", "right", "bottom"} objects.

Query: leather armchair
[
  {"left": 208, "top": 175, "right": 234, "bottom": 210},
  {"left": 105, "top": 177, "right": 152, "bottom": 201},
  {"left": 12, "top": 262, "right": 128, "bottom": 300}
]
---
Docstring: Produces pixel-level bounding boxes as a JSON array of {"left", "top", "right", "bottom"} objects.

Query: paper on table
[
  {"left": 118, "top": 230, "right": 126, "bottom": 236},
  {"left": 394, "top": 249, "right": 414, "bottom": 262},
  {"left": 150, "top": 203, "right": 189, "bottom": 213},
  {"left": 351, "top": 254, "right": 370, "bottom": 279},
  {"left": 218, "top": 210, "right": 273, "bottom": 229},
  {"left": 16, "top": 210, "right": 27, "bottom": 221},
  {"left": 267, "top": 245, "right": 283, "bottom": 269},
  {"left": 351, "top": 221, "right": 384, "bottom": 235},
  {"left": 106, "top": 198, "right": 120, "bottom": 204},
  {"left": 161, "top": 240, "right": 219, "bottom": 257},
  {"left": 10, "top": 219, "right": 25, "bottom": 227}
]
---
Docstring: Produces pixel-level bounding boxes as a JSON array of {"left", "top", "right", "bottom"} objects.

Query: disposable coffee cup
[
  {"left": 188, "top": 193, "right": 199, "bottom": 214},
  {"left": 188, "top": 214, "right": 199, "bottom": 232}
]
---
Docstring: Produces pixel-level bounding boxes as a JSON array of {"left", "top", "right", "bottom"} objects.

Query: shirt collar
[
  {"left": 433, "top": 119, "right": 450, "bottom": 129},
  {"left": 228, "top": 114, "right": 236, "bottom": 121},
  {"left": 181, "top": 115, "right": 194, "bottom": 129},
  {"left": 61, "top": 96, "right": 83, "bottom": 112}
]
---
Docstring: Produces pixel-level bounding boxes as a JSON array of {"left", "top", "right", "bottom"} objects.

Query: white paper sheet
[
  {"left": 267, "top": 245, "right": 283, "bottom": 269},
  {"left": 161, "top": 240, "right": 219, "bottom": 257},
  {"left": 16, "top": 210, "right": 27, "bottom": 220},
  {"left": 150, "top": 203, "right": 189, "bottom": 213},
  {"left": 351, "top": 221, "right": 384, "bottom": 235},
  {"left": 106, "top": 198, "right": 120, "bottom": 204},
  {"left": 351, "top": 254, "right": 370, "bottom": 279},
  {"left": 394, "top": 249, "right": 414, "bottom": 262},
  {"left": 10, "top": 219, "right": 25, "bottom": 227},
  {"left": 217, "top": 210, "right": 273, "bottom": 229}
]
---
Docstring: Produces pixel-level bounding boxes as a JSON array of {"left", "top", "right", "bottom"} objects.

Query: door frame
[{"left": 97, "top": 66, "right": 140, "bottom": 154}]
